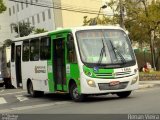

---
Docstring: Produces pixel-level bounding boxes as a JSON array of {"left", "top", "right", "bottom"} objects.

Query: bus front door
[
  {"left": 53, "top": 38, "right": 66, "bottom": 91},
  {"left": 15, "top": 45, "right": 22, "bottom": 87}
]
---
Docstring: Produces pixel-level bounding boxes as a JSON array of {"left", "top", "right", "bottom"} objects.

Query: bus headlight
[
  {"left": 131, "top": 76, "right": 138, "bottom": 85},
  {"left": 87, "top": 80, "right": 96, "bottom": 87}
]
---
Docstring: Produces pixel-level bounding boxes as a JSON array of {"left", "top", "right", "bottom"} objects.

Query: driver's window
[{"left": 67, "top": 33, "right": 77, "bottom": 63}]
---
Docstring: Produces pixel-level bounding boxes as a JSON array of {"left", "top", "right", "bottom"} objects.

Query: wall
[
  {"left": 59, "top": 0, "right": 103, "bottom": 28},
  {"left": 140, "top": 74, "right": 160, "bottom": 81}
]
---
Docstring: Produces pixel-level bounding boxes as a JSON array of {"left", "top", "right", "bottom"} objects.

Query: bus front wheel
[
  {"left": 116, "top": 91, "right": 132, "bottom": 98},
  {"left": 28, "top": 81, "right": 44, "bottom": 97},
  {"left": 70, "top": 83, "right": 85, "bottom": 102}
]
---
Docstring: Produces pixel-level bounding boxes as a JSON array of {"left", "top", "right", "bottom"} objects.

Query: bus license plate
[{"left": 109, "top": 81, "right": 120, "bottom": 86}]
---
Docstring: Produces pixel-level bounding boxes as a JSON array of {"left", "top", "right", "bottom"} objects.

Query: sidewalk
[{"left": 139, "top": 80, "right": 160, "bottom": 89}]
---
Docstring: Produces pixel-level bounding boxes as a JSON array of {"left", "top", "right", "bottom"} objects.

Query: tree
[
  {"left": 3, "top": 39, "right": 12, "bottom": 47},
  {"left": 34, "top": 28, "right": 48, "bottom": 34},
  {"left": 83, "top": 15, "right": 117, "bottom": 26},
  {"left": 12, "top": 22, "right": 34, "bottom": 37},
  {"left": 83, "top": 0, "right": 160, "bottom": 70},
  {"left": 0, "top": 0, "right": 6, "bottom": 13}
]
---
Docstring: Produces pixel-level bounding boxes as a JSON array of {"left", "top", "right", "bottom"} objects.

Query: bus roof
[{"left": 12, "top": 25, "right": 124, "bottom": 42}]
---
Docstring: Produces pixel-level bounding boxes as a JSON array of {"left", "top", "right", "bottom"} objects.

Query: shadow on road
[{"left": 24, "top": 93, "right": 134, "bottom": 103}]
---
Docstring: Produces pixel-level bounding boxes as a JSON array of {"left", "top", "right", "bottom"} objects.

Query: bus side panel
[
  {"left": 21, "top": 61, "right": 49, "bottom": 92},
  {"left": 66, "top": 64, "right": 80, "bottom": 92}
]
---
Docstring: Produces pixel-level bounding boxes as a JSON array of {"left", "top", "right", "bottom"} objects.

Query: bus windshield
[{"left": 76, "top": 29, "right": 135, "bottom": 65}]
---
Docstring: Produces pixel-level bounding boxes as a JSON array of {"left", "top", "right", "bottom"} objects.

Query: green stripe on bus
[{"left": 47, "top": 61, "right": 54, "bottom": 92}]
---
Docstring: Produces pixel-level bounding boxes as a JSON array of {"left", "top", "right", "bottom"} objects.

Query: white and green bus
[{"left": 11, "top": 26, "right": 139, "bottom": 101}]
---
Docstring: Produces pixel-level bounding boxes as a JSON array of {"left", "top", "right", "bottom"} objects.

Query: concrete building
[
  {"left": 54, "top": 0, "right": 103, "bottom": 28},
  {"left": 0, "top": 0, "right": 11, "bottom": 43},
  {"left": 7, "top": 0, "right": 55, "bottom": 38},
  {"left": 0, "top": 0, "right": 104, "bottom": 41}
]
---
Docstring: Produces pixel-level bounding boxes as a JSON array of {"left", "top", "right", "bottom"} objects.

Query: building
[
  {"left": 7, "top": 0, "right": 55, "bottom": 38},
  {"left": 0, "top": 0, "right": 11, "bottom": 43},
  {"left": 54, "top": 0, "right": 103, "bottom": 28},
  {"left": 0, "top": 0, "right": 104, "bottom": 41}
]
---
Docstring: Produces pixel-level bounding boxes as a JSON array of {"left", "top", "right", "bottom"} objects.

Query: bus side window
[
  {"left": 67, "top": 33, "right": 77, "bottom": 63},
  {"left": 30, "top": 38, "right": 40, "bottom": 61},
  {"left": 40, "top": 37, "right": 51, "bottom": 60},
  {"left": 11, "top": 43, "right": 15, "bottom": 62},
  {"left": 22, "top": 40, "right": 29, "bottom": 61}
]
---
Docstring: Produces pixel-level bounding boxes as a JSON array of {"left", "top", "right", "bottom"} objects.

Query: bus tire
[
  {"left": 70, "top": 83, "right": 85, "bottom": 102},
  {"left": 28, "top": 81, "right": 44, "bottom": 97},
  {"left": 116, "top": 91, "right": 132, "bottom": 98}
]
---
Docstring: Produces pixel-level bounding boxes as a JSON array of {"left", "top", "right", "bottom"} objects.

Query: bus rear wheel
[
  {"left": 70, "top": 83, "right": 85, "bottom": 102},
  {"left": 116, "top": 91, "right": 132, "bottom": 98},
  {"left": 28, "top": 81, "right": 44, "bottom": 97}
]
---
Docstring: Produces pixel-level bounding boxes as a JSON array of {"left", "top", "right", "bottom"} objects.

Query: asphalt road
[{"left": 0, "top": 87, "right": 160, "bottom": 114}]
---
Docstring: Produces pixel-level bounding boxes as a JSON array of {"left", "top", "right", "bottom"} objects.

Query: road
[{"left": 0, "top": 86, "right": 160, "bottom": 114}]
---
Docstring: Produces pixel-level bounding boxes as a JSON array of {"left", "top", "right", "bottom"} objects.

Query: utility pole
[
  {"left": 119, "top": 0, "right": 125, "bottom": 29},
  {"left": 151, "top": 30, "right": 156, "bottom": 70}
]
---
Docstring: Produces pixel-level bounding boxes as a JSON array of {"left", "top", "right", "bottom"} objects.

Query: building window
[
  {"left": 40, "top": 37, "right": 51, "bottom": 60},
  {"left": 30, "top": 39, "right": 39, "bottom": 61},
  {"left": 9, "top": 8, "right": 11, "bottom": 16},
  {"left": 26, "top": 0, "right": 28, "bottom": 7},
  {"left": 42, "top": 12, "right": 45, "bottom": 21},
  {"left": 37, "top": 14, "right": 40, "bottom": 23},
  {"left": 23, "top": 40, "right": 30, "bottom": 61},
  {"left": 32, "top": 16, "right": 35, "bottom": 25},
  {"left": 21, "top": 2, "right": 23, "bottom": 10},
  {"left": 13, "top": 6, "right": 15, "bottom": 14},
  {"left": 17, "top": 4, "right": 19, "bottom": 12},
  {"left": 31, "top": 0, "right": 33, "bottom": 4},
  {"left": 10, "top": 25, "right": 13, "bottom": 33},
  {"left": 48, "top": 9, "right": 51, "bottom": 19}
]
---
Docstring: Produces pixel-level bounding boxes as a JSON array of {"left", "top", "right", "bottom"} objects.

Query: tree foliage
[
  {"left": 12, "top": 22, "right": 34, "bottom": 37},
  {"left": 83, "top": 0, "right": 160, "bottom": 70},
  {"left": 0, "top": 0, "right": 6, "bottom": 13},
  {"left": 34, "top": 28, "right": 48, "bottom": 34}
]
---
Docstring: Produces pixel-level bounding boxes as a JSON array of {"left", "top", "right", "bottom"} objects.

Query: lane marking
[
  {"left": 0, "top": 90, "right": 4, "bottom": 93},
  {"left": 0, "top": 97, "right": 7, "bottom": 104},
  {"left": 0, "top": 91, "right": 26, "bottom": 96},
  {"left": 0, "top": 101, "right": 72, "bottom": 113},
  {"left": 16, "top": 95, "right": 29, "bottom": 102}
]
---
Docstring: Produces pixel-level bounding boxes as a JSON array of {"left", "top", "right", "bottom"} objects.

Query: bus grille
[
  {"left": 95, "top": 71, "right": 131, "bottom": 78},
  {"left": 98, "top": 82, "right": 128, "bottom": 90}
]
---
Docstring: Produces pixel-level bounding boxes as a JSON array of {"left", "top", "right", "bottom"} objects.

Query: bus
[{"left": 10, "top": 26, "right": 139, "bottom": 102}]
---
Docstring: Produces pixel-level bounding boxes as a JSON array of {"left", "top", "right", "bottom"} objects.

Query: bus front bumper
[{"left": 80, "top": 74, "right": 139, "bottom": 94}]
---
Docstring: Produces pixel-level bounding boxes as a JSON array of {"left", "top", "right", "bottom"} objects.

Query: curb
[{"left": 139, "top": 83, "right": 160, "bottom": 89}]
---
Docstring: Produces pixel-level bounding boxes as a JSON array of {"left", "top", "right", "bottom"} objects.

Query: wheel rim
[{"left": 72, "top": 87, "right": 79, "bottom": 99}]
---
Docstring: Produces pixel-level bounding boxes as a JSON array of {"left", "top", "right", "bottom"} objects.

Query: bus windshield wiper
[
  {"left": 109, "top": 40, "right": 126, "bottom": 64},
  {"left": 97, "top": 39, "right": 106, "bottom": 65}
]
